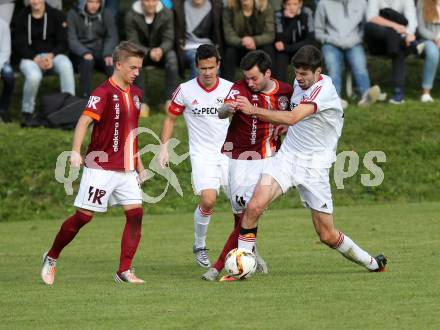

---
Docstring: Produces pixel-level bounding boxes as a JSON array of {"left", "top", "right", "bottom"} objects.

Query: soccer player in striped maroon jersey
[
  {"left": 41, "top": 41, "right": 148, "bottom": 285},
  {"left": 202, "top": 50, "right": 293, "bottom": 281}
]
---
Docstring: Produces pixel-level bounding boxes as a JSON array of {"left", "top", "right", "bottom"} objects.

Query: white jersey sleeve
[
  {"left": 300, "top": 78, "right": 341, "bottom": 114},
  {"left": 281, "top": 75, "right": 344, "bottom": 168},
  {"left": 168, "top": 85, "right": 186, "bottom": 116}
]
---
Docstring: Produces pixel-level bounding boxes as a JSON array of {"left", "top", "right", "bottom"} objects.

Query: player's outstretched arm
[
  {"left": 236, "top": 96, "right": 315, "bottom": 126},
  {"left": 70, "top": 115, "right": 93, "bottom": 167},
  {"left": 218, "top": 102, "right": 236, "bottom": 119},
  {"left": 158, "top": 113, "right": 178, "bottom": 168}
]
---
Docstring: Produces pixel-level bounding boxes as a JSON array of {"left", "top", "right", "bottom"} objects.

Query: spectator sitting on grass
[
  {"left": 125, "top": 0, "right": 179, "bottom": 112},
  {"left": 173, "top": 0, "right": 223, "bottom": 79},
  {"left": 273, "top": 0, "right": 316, "bottom": 82},
  {"left": 15, "top": 0, "right": 75, "bottom": 127},
  {"left": 416, "top": 0, "right": 440, "bottom": 103},
  {"left": 67, "top": 0, "right": 119, "bottom": 98},
  {"left": 364, "top": 0, "right": 418, "bottom": 105},
  {"left": 222, "top": 0, "right": 275, "bottom": 81},
  {"left": 315, "top": 0, "right": 381, "bottom": 108}
]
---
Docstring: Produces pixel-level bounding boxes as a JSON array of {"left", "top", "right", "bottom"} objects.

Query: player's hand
[
  {"left": 104, "top": 56, "right": 113, "bottom": 66},
  {"left": 273, "top": 125, "right": 289, "bottom": 141},
  {"left": 137, "top": 163, "right": 148, "bottom": 184},
  {"left": 236, "top": 96, "right": 256, "bottom": 115},
  {"left": 218, "top": 102, "right": 236, "bottom": 119},
  {"left": 275, "top": 41, "right": 285, "bottom": 52},
  {"left": 157, "top": 144, "right": 169, "bottom": 169},
  {"left": 70, "top": 151, "right": 83, "bottom": 168}
]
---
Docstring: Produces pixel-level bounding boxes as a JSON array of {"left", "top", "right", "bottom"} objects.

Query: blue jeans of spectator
[
  {"left": 0, "top": 63, "right": 14, "bottom": 114},
  {"left": 422, "top": 40, "right": 440, "bottom": 90},
  {"left": 185, "top": 48, "right": 198, "bottom": 79},
  {"left": 322, "top": 43, "right": 371, "bottom": 97},
  {"left": 19, "top": 54, "right": 75, "bottom": 114}
]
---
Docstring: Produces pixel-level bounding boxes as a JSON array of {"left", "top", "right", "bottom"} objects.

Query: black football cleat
[{"left": 370, "top": 254, "right": 387, "bottom": 272}]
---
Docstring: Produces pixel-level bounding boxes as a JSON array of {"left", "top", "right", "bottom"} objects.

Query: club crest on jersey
[
  {"left": 252, "top": 94, "right": 259, "bottom": 101},
  {"left": 113, "top": 94, "right": 119, "bottom": 101},
  {"left": 226, "top": 89, "right": 240, "bottom": 100},
  {"left": 133, "top": 95, "right": 141, "bottom": 110},
  {"left": 87, "top": 96, "right": 101, "bottom": 110},
  {"left": 278, "top": 96, "right": 289, "bottom": 110}
]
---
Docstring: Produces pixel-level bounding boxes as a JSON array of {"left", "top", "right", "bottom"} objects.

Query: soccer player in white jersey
[
  {"left": 158, "top": 44, "right": 233, "bottom": 268},
  {"left": 235, "top": 45, "right": 387, "bottom": 273}
]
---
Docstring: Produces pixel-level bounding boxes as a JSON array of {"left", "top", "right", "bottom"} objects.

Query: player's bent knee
[
  {"left": 200, "top": 199, "right": 215, "bottom": 211},
  {"left": 246, "top": 199, "right": 265, "bottom": 218}
]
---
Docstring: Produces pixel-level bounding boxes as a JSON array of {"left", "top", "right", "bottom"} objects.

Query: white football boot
[
  {"left": 254, "top": 247, "right": 268, "bottom": 274},
  {"left": 114, "top": 268, "right": 145, "bottom": 284},
  {"left": 193, "top": 245, "right": 211, "bottom": 268},
  {"left": 201, "top": 267, "right": 219, "bottom": 281},
  {"left": 41, "top": 252, "right": 57, "bottom": 285}
]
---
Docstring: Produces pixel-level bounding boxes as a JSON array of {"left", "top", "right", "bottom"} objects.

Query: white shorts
[
  {"left": 190, "top": 154, "right": 229, "bottom": 195},
  {"left": 74, "top": 167, "right": 142, "bottom": 212},
  {"left": 228, "top": 158, "right": 268, "bottom": 214},
  {"left": 262, "top": 152, "right": 333, "bottom": 214}
]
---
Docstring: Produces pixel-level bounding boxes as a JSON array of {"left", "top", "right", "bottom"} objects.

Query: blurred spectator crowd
[{"left": 0, "top": 0, "right": 439, "bottom": 127}]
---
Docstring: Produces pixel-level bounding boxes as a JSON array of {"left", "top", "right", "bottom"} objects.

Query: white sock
[
  {"left": 335, "top": 232, "right": 378, "bottom": 270},
  {"left": 194, "top": 205, "right": 212, "bottom": 248},
  {"left": 238, "top": 230, "right": 257, "bottom": 252}
]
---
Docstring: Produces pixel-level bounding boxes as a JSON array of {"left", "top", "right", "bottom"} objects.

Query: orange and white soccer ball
[{"left": 224, "top": 248, "right": 257, "bottom": 279}]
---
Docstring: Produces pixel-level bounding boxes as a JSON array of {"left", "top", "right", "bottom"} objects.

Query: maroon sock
[
  {"left": 118, "top": 208, "right": 143, "bottom": 273},
  {"left": 47, "top": 211, "right": 93, "bottom": 259},
  {"left": 233, "top": 213, "right": 241, "bottom": 228},
  {"left": 213, "top": 213, "right": 243, "bottom": 272}
]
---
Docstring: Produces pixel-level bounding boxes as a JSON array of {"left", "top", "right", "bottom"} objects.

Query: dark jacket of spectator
[
  {"left": 275, "top": 6, "right": 315, "bottom": 54},
  {"left": 67, "top": 0, "right": 118, "bottom": 58},
  {"left": 173, "top": 0, "right": 223, "bottom": 74},
  {"left": 125, "top": 0, "right": 174, "bottom": 54},
  {"left": 222, "top": 0, "right": 275, "bottom": 48},
  {"left": 14, "top": 3, "right": 68, "bottom": 59}
]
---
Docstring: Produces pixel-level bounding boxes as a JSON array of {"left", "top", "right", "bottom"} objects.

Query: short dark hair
[
  {"left": 195, "top": 44, "right": 221, "bottom": 64},
  {"left": 112, "top": 41, "right": 146, "bottom": 64},
  {"left": 240, "top": 50, "right": 272, "bottom": 74},
  {"left": 291, "top": 45, "right": 322, "bottom": 72}
]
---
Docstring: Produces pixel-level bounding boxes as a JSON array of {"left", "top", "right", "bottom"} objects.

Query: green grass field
[{"left": 1, "top": 202, "right": 439, "bottom": 329}]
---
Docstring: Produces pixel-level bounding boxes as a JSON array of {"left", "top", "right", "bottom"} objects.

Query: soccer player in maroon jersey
[
  {"left": 41, "top": 41, "right": 148, "bottom": 285},
  {"left": 202, "top": 50, "right": 293, "bottom": 281}
]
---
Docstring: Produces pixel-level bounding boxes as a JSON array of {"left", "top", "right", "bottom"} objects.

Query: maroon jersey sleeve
[
  {"left": 224, "top": 81, "right": 249, "bottom": 104},
  {"left": 83, "top": 86, "right": 108, "bottom": 122}
]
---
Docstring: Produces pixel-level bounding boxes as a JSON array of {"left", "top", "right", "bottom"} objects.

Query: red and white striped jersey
[
  {"left": 221, "top": 79, "right": 293, "bottom": 160},
  {"left": 82, "top": 78, "right": 142, "bottom": 171},
  {"left": 281, "top": 74, "right": 344, "bottom": 168}
]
